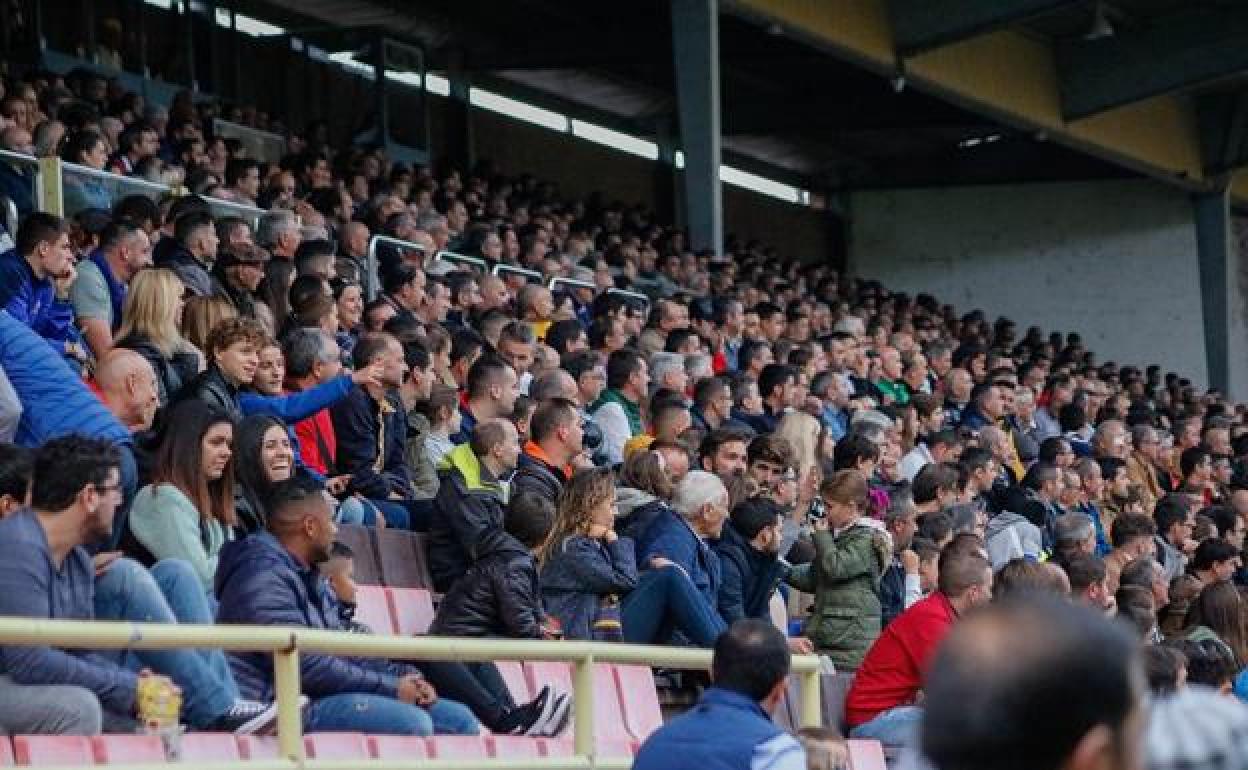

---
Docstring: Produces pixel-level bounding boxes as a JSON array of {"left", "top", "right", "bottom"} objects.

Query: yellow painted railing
[{"left": 0, "top": 617, "right": 821, "bottom": 770}]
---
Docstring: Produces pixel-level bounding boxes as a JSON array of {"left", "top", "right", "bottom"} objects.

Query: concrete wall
[{"left": 849, "top": 180, "right": 1208, "bottom": 385}]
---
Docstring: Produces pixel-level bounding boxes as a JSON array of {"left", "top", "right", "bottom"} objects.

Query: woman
[
  {"left": 127, "top": 400, "right": 237, "bottom": 593},
  {"left": 116, "top": 268, "right": 202, "bottom": 406},
  {"left": 614, "top": 450, "right": 675, "bottom": 544},
  {"left": 233, "top": 414, "right": 295, "bottom": 535},
  {"left": 1186, "top": 581, "right": 1248, "bottom": 668},
  {"left": 181, "top": 294, "right": 239, "bottom": 355},
  {"left": 788, "top": 470, "right": 891, "bottom": 669},
  {"left": 777, "top": 410, "right": 823, "bottom": 515},
  {"left": 60, "top": 129, "right": 112, "bottom": 213},
  {"left": 332, "top": 278, "right": 363, "bottom": 356}
]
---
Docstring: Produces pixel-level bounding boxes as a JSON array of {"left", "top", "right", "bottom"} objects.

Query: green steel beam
[
  {"left": 1058, "top": 7, "right": 1248, "bottom": 121},
  {"left": 887, "top": 0, "right": 1082, "bottom": 57}
]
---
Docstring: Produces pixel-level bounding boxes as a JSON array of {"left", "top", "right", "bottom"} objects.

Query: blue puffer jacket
[
  {"left": 214, "top": 532, "right": 418, "bottom": 701},
  {"left": 0, "top": 310, "right": 129, "bottom": 448},
  {"left": 634, "top": 506, "right": 722, "bottom": 614}
]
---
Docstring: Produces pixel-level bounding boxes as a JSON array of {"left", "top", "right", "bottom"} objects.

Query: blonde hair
[
  {"left": 181, "top": 295, "right": 239, "bottom": 354},
  {"left": 538, "top": 467, "right": 616, "bottom": 567},
  {"left": 117, "top": 268, "right": 185, "bottom": 356},
  {"left": 618, "top": 449, "right": 674, "bottom": 501},
  {"left": 820, "top": 469, "right": 869, "bottom": 506},
  {"left": 776, "top": 410, "right": 821, "bottom": 477}
]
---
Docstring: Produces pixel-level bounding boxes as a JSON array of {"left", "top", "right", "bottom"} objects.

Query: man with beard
[
  {"left": 713, "top": 496, "right": 813, "bottom": 654},
  {"left": 0, "top": 435, "right": 277, "bottom": 734}
]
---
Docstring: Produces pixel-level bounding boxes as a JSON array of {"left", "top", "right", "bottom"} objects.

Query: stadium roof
[{"left": 242, "top": 0, "right": 1248, "bottom": 197}]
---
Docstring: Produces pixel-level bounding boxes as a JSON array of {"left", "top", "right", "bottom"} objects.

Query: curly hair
[{"left": 538, "top": 466, "right": 616, "bottom": 567}]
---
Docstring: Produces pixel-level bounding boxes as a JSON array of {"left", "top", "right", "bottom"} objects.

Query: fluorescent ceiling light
[
  {"left": 423, "top": 73, "right": 451, "bottom": 96},
  {"left": 470, "top": 88, "right": 568, "bottom": 132},
  {"left": 570, "top": 120, "right": 658, "bottom": 160},
  {"left": 721, "top": 164, "right": 805, "bottom": 204}
]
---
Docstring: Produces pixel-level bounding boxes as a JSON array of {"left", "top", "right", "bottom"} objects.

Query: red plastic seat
[
  {"left": 367, "top": 735, "right": 429, "bottom": 760},
  {"left": 354, "top": 583, "right": 396, "bottom": 634},
  {"left": 487, "top": 735, "right": 543, "bottom": 758},
  {"left": 0, "top": 736, "right": 13, "bottom": 767},
  {"left": 235, "top": 735, "right": 281, "bottom": 760},
  {"left": 847, "top": 740, "right": 888, "bottom": 770},
  {"left": 495, "top": 661, "right": 531, "bottom": 703},
  {"left": 335, "top": 525, "right": 382, "bottom": 585},
  {"left": 543, "top": 737, "right": 637, "bottom": 758},
  {"left": 386, "top": 587, "right": 435, "bottom": 636},
  {"left": 375, "top": 528, "right": 434, "bottom": 590},
  {"left": 524, "top": 662, "right": 572, "bottom": 697},
  {"left": 12, "top": 736, "right": 93, "bottom": 766},
  {"left": 427, "top": 735, "right": 489, "bottom": 759},
  {"left": 614, "top": 664, "right": 663, "bottom": 742},
  {"left": 303, "top": 733, "right": 369, "bottom": 759},
  {"left": 177, "top": 733, "right": 241, "bottom": 762},
  {"left": 591, "top": 663, "right": 630, "bottom": 741},
  {"left": 91, "top": 734, "right": 166, "bottom": 764}
]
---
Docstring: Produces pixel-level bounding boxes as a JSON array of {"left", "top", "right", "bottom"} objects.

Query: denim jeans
[
  {"left": 622, "top": 566, "right": 727, "bottom": 647},
  {"left": 93, "top": 558, "right": 238, "bottom": 727},
  {"left": 304, "top": 693, "right": 479, "bottom": 735},
  {"left": 336, "top": 496, "right": 372, "bottom": 526},
  {"left": 0, "top": 674, "right": 102, "bottom": 735},
  {"left": 419, "top": 661, "right": 515, "bottom": 731},
  {"left": 367, "top": 499, "right": 434, "bottom": 531},
  {"left": 849, "top": 705, "right": 924, "bottom": 749}
]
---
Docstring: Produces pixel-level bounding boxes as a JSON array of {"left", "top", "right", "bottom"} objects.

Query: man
[
  {"left": 1154, "top": 495, "right": 1196, "bottom": 583},
  {"left": 107, "top": 122, "right": 159, "bottom": 176},
  {"left": 638, "top": 299, "right": 688, "bottom": 358},
  {"left": 498, "top": 320, "right": 537, "bottom": 388},
  {"left": 1092, "top": 419, "right": 1130, "bottom": 461},
  {"left": 1066, "top": 554, "right": 1114, "bottom": 612},
  {"left": 516, "top": 284, "right": 555, "bottom": 341},
  {"left": 921, "top": 596, "right": 1145, "bottom": 770},
  {"left": 94, "top": 350, "right": 159, "bottom": 433},
  {"left": 178, "top": 317, "right": 265, "bottom": 423},
  {"left": 1104, "top": 512, "right": 1158, "bottom": 594},
  {"left": 691, "top": 375, "right": 736, "bottom": 433},
  {"left": 879, "top": 494, "right": 920, "bottom": 626},
  {"left": 72, "top": 220, "right": 152, "bottom": 357},
  {"left": 511, "top": 398, "right": 582, "bottom": 511},
  {"left": 562, "top": 351, "right": 606, "bottom": 409},
  {"left": 330, "top": 332, "right": 420, "bottom": 529},
  {"left": 0, "top": 435, "right": 276, "bottom": 734},
  {"left": 634, "top": 619, "right": 806, "bottom": 770},
  {"left": 714, "top": 497, "right": 812, "bottom": 658},
  {"left": 159, "top": 209, "right": 219, "bottom": 297},
  {"left": 1126, "top": 424, "right": 1166, "bottom": 513},
  {"left": 700, "top": 428, "right": 751, "bottom": 483},
  {"left": 0, "top": 212, "right": 84, "bottom": 362},
  {"left": 1163, "top": 538, "right": 1240, "bottom": 633},
  {"left": 874, "top": 347, "right": 908, "bottom": 406},
  {"left": 941, "top": 368, "right": 974, "bottom": 430},
  {"left": 452, "top": 354, "right": 520, "bottom": 445},
  {"left": 258, "top": 209, "right": 302, "bottom": 262},
  {"left": 1033, "top": 374, "right": 1074, "bottom": 441},
  {"left": 843, "top": 543, "right": 994, "bottom": 748},
  {"left": 0, "top": 125, "right": 36, "bottom": 217},
  {"left": 225, "top": 158, "right": 261, "bottom": 205},
  {"left": 592, "top": 348, "right": 649, "bottom": 465},
  {"left": 429, "top": 419, "right": 521, "bottom": 592},
  {"left": 754, "top": 364, "right": 796, "bottom": 434},
  {"left": 283, "top": 329, "right": 350, "bottom": 478},
  {"left": 215, "top": 475, "right": 480, "bottom": 736},
  {"left": 899, "top": 429, "right": 958, "bottom": 483},
  {"left": 212, "top": 244, "right": 267, "bottom": 319},
  {"left": 650, "top": 352, "right": 689, "bottom": 399},
  {"left": 380, "top": 264, "right": 426, "bottom": 326},
  {"left": 418, "top": 277, "right": 452, "bottom": 326}
]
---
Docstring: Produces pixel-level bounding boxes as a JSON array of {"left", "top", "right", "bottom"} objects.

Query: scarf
[{"left": 592, "top": 388, "right": 642, "bottom": 435}]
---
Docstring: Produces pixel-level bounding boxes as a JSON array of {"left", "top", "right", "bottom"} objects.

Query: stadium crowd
[{"left": 2, "top": 63, "right": 1248, "bottom": 770}]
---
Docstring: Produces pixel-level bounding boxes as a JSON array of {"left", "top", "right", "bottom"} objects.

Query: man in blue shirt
[
  {"left": 0, "top": 212, "right": 85, "bottom": 362},
  {"left": 634, "top": 619, "right": 805, "bottom": 770}
]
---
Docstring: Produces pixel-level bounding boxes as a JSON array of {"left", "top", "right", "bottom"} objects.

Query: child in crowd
[
  {"left": 419, "top": 385, "right": 460, "bottom": 469},
  {"left": 322, "top": 541, "right": 368, "bottom": 634}
]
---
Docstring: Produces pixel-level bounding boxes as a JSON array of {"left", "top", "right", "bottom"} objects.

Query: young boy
[
  {"left": 322, "top": 541, "right": 368, "bottom": 633},
  {"left": 913, "top": 537, "right": 941, "bottom": 598}
]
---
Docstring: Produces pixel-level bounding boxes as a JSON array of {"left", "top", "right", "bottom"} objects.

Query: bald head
[
  {"left": 922, "top": 597, "right": 1144, "bottom": 770},
  {"left": 95, "top": 349, "right": 159, "bottom": 431}
]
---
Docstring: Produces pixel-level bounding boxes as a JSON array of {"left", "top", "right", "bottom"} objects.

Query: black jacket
[
  {"left": 712, "top": 521, "right": 788, "bottom": 625},
  {"left": 427, "top": 533, "right": 543, "bottom": 639},
  {"left": 428, "top": 443, "right": 510, "bottom": 593},
  {"left": 511, "top": 450, "right": 567, "bottom": 510},
  {"left": 116, "top": 333, "right": 200, "bottom": 407},
  {"left": 330, "top": 386, "right": 412, "bottom": 500},
  {"left": 176, "top": 364, "right": 243, "bottom": 423}
]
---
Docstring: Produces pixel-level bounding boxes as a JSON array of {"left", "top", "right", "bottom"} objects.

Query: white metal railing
[{"left": 214, "top": 118, "right": 286, "bottom": 164}]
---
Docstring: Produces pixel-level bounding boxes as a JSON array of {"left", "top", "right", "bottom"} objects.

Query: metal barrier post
[
  {"left": 573, "top": 654, "right": 595, "bottom": 762},
  {"left": 272, "top": 645, "right": 305, "bottom": 761},
  {"left": 37, "top": 156, "right": 63, "bottom": 216},
  {"left": 800, "top": 668, "right": 821, "bottom": 728}
]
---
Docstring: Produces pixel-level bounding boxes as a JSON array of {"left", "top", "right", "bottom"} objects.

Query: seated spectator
[
  {"left": 330, "top": 332, "right": 420, "bottom": 529},
  {"left": 0, "top": 212, "right": 85, "bottom": 362},
  {"left": 211, "top": 244, "right": 267, "bottom": 319},
  {"left": 1185, "top": 582, "right": 1248, "bottom": 676},
  {"left": 414, "top": 384, "right": 461, "bottom": 470},
  {"left": 115, "top": 268, "right": 201, "bottom": 406},
  {"left": 591, "top": 348, "right": 649, "bottom": 464},
  {"left": 178, "top": 316, "right": 265, "bottom": 422},
  {"left": 512, "top": 397, "right": 582, "bottom": 511},
  {"left": 0, "top": 435, "right": 276, "bottom": 734},
  {"left": 94, "top": 349, "right": 160, "bottom": 434},
  {"left": 126, "top": 400, "right": 235, "bottom": 592},
  {"left": 788, "top": 470, "right": 890, "bottom": 669},
  {"left": 1104, "top": 512, "right": 1158, "bottom": 594},
  {"left": 233, "top": 414, "right": 302, "bottom": 535},
  {"left": 844, "top": 540, "right": 994, "bottom": 748},
  {"left": 879, "top": 491, "right": 922, "bottom": 627},
  {"left": 634, "top": 619, "right": 806, "bottom": 770},
  {"left": 452, "top": 354, "right": 520, "bottom": 445},
  {"left": 71, "top": 220, "right": 152, "bottom": 357},
  {"left": 215, "top": 475, "right": 478, "bottom": 736},
  {"left": 712, "top": 495, "right": 796, "bottom": 633},
  {"left": 429, "top": 418, "right": 521, "bottom": 591},
  {"left": 159, "top": 209, "right": 219, "bottom": 297},
  {"left": 921, "top": 596, "right": 1144, "bottom": 770},
  {"left": 1163, "top": 538, "right": 1240, "bottom": 636},
  {"left": 1066, "top": 553, "right": 1114, "bottom": 612}
]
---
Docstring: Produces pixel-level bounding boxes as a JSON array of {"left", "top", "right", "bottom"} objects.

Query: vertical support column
[
  {"left": 671, "top": 0, "right": 723, "bottom": 255},
  {"left": 443, "top": 47, "right": 473, "bottom": 172},
  {"left": 272, "top": 646, "right": 304, "bottom": 762},
  {"left": 37, "top": 156, "right": 63, "bottom": 217},
  {"left": 572, "top": 655, "right": 595, "bottom": 761},
  {"left": 799, "top": 667, "right": 821, "bottom": 728},
  {"left": 183, "top": 0, "right": 197, "bottom": 91},
  {"left": 1193, "top": 188, "right": 1245, "bottom": 399}
]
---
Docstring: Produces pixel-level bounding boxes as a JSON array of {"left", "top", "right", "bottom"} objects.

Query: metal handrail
[
  {"left": 0, "top": 148, "right": 39, "bottom": 168},
  {"left": 213, "top": 118, "right": 286, "bottom": 164},
  {"left": 61, "top": 159, "right": 171, "bottom": 196},
  {"left": 494, "top": 263, "right": 543, "bottom": 283},
  {"left": 607, "top": 287, "right": 651, "bottom": 314},
  {"left": 437, "top": 250, "right": 488, "bottom": 272},
  {"left": 0, "top": 617, "right": 821, "bottom": 770},
  {"left": 0, "top": 195, "right": 16, "bottom": 238},
  {"left": 365, "top": 235, "right": 430, "bottom": 300},
  {"left": 549, "top": 277, "right": 596, "bottom": 293}
]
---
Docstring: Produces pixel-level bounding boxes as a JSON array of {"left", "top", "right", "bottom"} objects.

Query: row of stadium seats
[
  {"left": 1, "top": 733, "right": 887, "bottom": 767},
  {"left": 336, "top": 525, "right": 433, "bottom": 591}
]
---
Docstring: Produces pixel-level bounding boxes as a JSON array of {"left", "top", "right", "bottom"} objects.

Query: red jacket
[{"left": 844, "top": 592, "right": 957, "bottom": 727}]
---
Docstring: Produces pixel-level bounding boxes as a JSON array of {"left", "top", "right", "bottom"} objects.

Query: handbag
[{"left": 591, "top": 594, "right": 624, "bottom": 642}]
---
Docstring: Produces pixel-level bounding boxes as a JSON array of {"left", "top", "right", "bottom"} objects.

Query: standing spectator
[
  {"left": 633, "top": 619, "right": 806, "bottom": 770},
  {"left": 72, "top": 220, "right": 152, "bottom": 357},
  {"left": 0, "top": 212, "right": 84, "bottom": 362}
]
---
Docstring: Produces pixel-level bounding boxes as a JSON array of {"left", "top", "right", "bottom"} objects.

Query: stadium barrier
[
  {"left": 493, "top": 263, "right": 543, "bottom": 284},
  {"left": 364, "top": 235, "right": 430, "bottom": 300},
  {"left": 0, "top": 616, "right": 822, "bottom": 770},
  {"left": 549, "top": 277, "right": 595, "bottom": 294}
]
